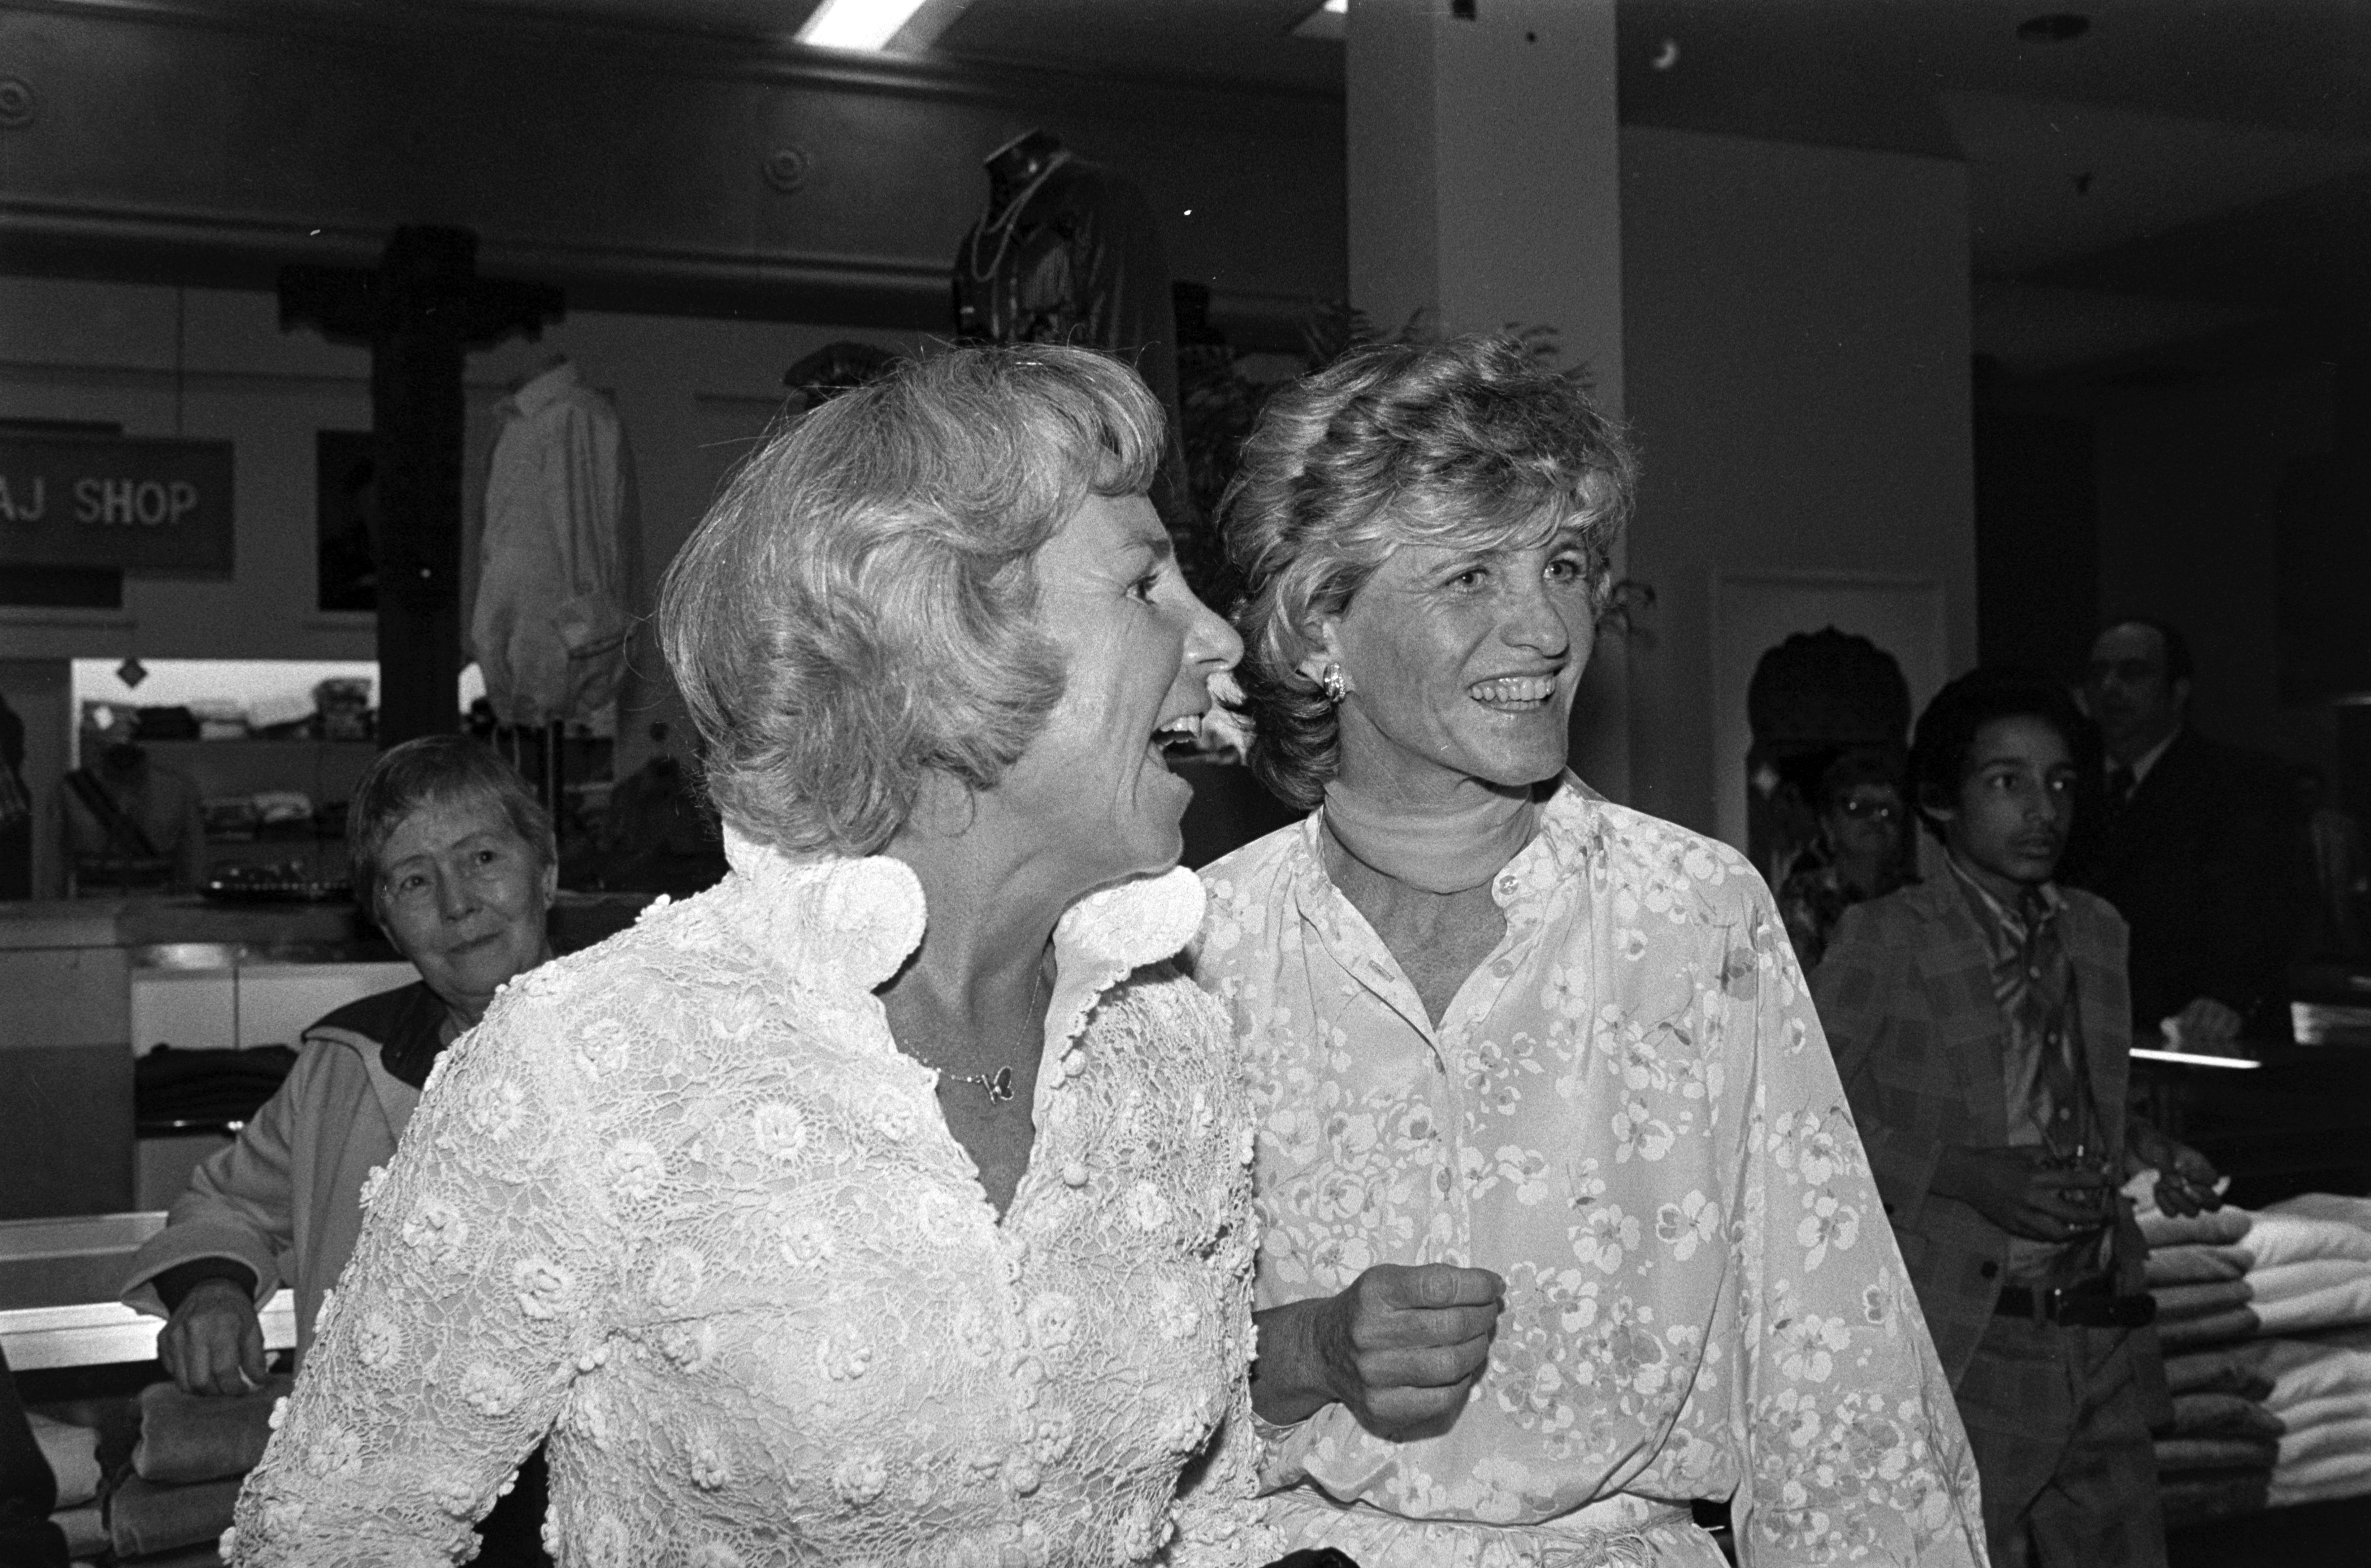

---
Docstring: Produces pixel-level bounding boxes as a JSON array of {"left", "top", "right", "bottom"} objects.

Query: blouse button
[
  {"left": 1061, "top": 1161, "right": 1089, "bottom": 1188},
  {"left": 1498, "top": 875, "right": 1518, "bottom": 895}
]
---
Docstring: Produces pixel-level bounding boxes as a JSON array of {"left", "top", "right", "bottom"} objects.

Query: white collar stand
[{"left": 720, "top": 827, "right": 1206, "bottom": 1052}]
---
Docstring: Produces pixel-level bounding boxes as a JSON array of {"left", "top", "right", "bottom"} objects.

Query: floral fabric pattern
[
  {"left": 1196, "top": 779, "right": 1987, "bottom": 1567},
  {"left": 233, "top": 832, "right": 1274, "bottom": 1567}
]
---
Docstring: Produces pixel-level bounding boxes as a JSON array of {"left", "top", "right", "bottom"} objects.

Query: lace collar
[{"left": 720, "top": 828, "right": 1207, "bottom": 1052}]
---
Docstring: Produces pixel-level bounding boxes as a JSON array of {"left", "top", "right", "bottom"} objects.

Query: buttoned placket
[{"left": 1292, "top": 831, "right": 1557, "bottom": 1270}]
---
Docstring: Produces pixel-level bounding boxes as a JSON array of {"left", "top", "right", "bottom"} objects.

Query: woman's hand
[
  {"left": 1932, "top": 1145, "right": 2117, "bottom": 1243},
  {"left": 159, "top": 1278, "right": 268, "bottom": 1395},
  {"left": 1253, "top": 1263, "right": 1503, "bottom": 1439}
]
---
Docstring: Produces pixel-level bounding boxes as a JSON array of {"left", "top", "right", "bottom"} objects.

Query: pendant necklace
[{"left": 939, "top": 958, "right": 1051, "bottom": 1105}]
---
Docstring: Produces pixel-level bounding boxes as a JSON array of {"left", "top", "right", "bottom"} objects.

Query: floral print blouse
[
  {"left": 1196, "top": 780, "right": 1987, "bottom": 1568},
  {"left": 233, "top": 832, "right": 1275, "bottom": 1568}
]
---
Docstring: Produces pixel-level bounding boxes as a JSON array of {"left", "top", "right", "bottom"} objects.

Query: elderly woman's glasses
[{"left": 1836, "top": 796, "right": 1903, "bottom": 824}]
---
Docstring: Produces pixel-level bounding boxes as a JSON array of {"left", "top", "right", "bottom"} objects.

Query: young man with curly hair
[{"left": 1814, "top": 668, "right": 2222, "bottom": 1568}]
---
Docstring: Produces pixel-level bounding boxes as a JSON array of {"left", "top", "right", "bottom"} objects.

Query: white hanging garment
[{"left": 471, "top": 360, "right": 634, "bottom": 727}]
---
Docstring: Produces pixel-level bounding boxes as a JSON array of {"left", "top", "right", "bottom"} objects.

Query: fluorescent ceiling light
[
  {"left": 1294, "top": 1, "right": 1346, "bottom": 41},
  {"left": 2129, "top": 1047, "right": 2260, "bottom": 1070},
  {"left": 799, "top": 0, "right": 934, "bottom": 52}
]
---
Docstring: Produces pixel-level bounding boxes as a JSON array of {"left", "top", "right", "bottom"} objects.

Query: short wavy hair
[
  {"left": 660, "top": 342, "right": 1165, "bottom": 855},
  {"left": 1908, "top": 667, "right": 2096, "bottom": 843},
  {"left": 348, "top": 735, "right": 554, "bottom": 919},
  {"left": 1220, "top": 335, "right": 1637, "bottom": 809}
]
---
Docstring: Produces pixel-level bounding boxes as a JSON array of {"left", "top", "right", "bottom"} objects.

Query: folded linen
[
  {"left": 2162, "top": 1347, "right": 2276, "bottom": 1401},
  {"left": 108, "top": 1544, "right": 223, "bottom": 1568},
  {"left": 2275, "top": 1411, "right": 2371, "bottom": 1468},
  {"left": 2153, "top": 1277, "right": 2255, "bottom": 1322},
  {"left": 2269, "top": 1355, "right": 2371, "bottom": 1415},
  {"left": 2249, "top": 1256, "right": 2371, "bottom": 1302},
  {"left": 2254, "top": 1276, "right": 2371, "bottom": 1338},
  {"left": 2264, "top": 1192, "right": 2371, "bottom": 1234},
  {"left": 2240, "top": 1211, "right": 2371, "bottom": 1270},
  {"left": 2158, "top": 1305, "right": 2261, "bottom": 1351},
  {"left": 107, "top": 1474, "right": 242, "bottom": 1558},
  {"left": 2271, "top": 1388, "right": 2371, "bottom": 1435},
  {"left": 23, "top": 1413, "right": 101, "bottom": 1508},
  {"left": 2143, "top": 1245, "right": 2252, "bottom": 1287},
  {"left": 2161, "top": 1391, "right": 2285, "bottom": 1439},
  {"left": 48, "top": 1501, "right": 104, "bottom": 1559},
  {"left": 2156, "top": 1468, "right": 2272, "bottom": 1528},
  {"left": 2268, "top": 1447, "right": 2371, "bottom": 1508},
  {"left": 132, "top": 1374, "right": 289, "bottom": 1485},
  {"left": 2139, "top": 1207, "right": 2253, "bottom": 1249},
  {"left": 2154, "top": 1433, "right": 2282, "bottom": 1472}
]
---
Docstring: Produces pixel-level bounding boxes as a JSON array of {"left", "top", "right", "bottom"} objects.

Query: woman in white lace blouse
[
  {"left": 1194, "top": 338, "right": 1988, "bottom": 1566},
  {"left": 234, "top": 345, "right": 1277, "bottom": 1567}
]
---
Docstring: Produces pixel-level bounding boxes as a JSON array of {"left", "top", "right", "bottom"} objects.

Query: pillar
[{"left": 1345, "top": 0, "right": 1630, "bottom": 797}]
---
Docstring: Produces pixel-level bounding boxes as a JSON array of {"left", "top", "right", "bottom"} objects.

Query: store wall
[
  {"left": 1619, "top": 127, "right": 1979, "bottom": 843},
  {"left": 0, "top": 275, "right": 932, "bottom": 795}
]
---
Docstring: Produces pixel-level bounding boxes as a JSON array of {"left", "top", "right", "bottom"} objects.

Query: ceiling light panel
[{"left": 799, "top": 0, "right": 933, "bottom": 52}]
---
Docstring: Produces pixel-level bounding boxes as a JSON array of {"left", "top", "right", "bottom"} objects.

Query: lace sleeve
[
  {"left": 1161, "top": 1027, "right": 1280, "bottom": 1568},
  {"left": 1163, "top": 1301, "right": 1279, "bottom": 1567},
  {"left": 231, "top": 985, "right": 618, "bottom": 1567}
]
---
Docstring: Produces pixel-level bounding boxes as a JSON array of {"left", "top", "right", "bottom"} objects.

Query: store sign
[{"left": 0, "top": 434, "right": 235, "bottom": 574}]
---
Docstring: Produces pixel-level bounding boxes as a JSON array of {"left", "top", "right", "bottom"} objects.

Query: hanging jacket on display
[{"left": 471, "top": 359, "right": 636, "bottom": 728}]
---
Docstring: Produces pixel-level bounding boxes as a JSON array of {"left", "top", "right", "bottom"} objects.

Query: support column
[
  {"left": 280, "top": 228, "right": 564, "bottom": 748},
  {"left": 1346, "top": 0, "right": 1630, "bottom": 797}
]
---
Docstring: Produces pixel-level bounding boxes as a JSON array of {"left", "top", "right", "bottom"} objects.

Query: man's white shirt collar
[{"left": 2121, "top": 726, "right": 2180, "bottom": 788}]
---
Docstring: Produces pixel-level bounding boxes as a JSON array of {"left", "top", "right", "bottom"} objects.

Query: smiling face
[
  {"left": 1315, "top": 522, "right": 1599, "bottom": 804},
  {"left": 984, "top": 491, "right": 1243, "bottom": 890},
  {"left": 374, "top": 794, "right": 556, "bottom": 1027},
  {"left": 1932, "top": 715, "right": 2078, "bottom": 902}
]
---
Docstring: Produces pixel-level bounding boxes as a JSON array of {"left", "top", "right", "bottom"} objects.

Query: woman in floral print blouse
[
  {"left": 1195, "top": 337, "right": 1988, "bottom": 1567},
  {"left": 232, "top": 345, "right": 1280, "bottom": 1568}
]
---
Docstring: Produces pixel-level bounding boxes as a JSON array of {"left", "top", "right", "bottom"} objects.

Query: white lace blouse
[{"left": 232, "top": 834, "right": 1275, "bottom": 1568}]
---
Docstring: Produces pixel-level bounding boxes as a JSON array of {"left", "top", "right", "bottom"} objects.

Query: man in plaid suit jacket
[{"left": 1813, "top": 670, "right": 2221, "bottom": 1568}]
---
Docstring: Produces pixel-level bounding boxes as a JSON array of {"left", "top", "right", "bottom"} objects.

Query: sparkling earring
[{"left": 1320, "top": 663, "right": 1348, "bottom": 705}]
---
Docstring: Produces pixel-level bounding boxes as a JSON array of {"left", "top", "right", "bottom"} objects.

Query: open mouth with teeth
[
  {"left": 1152, "top": 712, "right": 1207, "bottom": 763},
  {"left": 1468, "top": 674, "right": 1560, "bottom": 712}
]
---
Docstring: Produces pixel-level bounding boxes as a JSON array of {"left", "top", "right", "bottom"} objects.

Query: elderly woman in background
[
  {"left": 124, "top": 733, "right": 557, "bottom": 1562},
  {"left": 233, "top": 344, "right": 1277, "bottom": 1567},
  {"left": 1778, "top": 747, "right": 1914, "bottom": 971},
  {"left": 1195, "top": 337, "right": 1987, "bottom": 1566}
]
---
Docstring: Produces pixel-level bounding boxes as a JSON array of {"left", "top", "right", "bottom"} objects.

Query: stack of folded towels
[
  {"left": 104, "top": 1375, "right": 289, "bottom": 1564},
  {"left": 2143, "top": 1193, "right": 2371, "bottom": 1526},
  {"left": 27, "top": 1410, "right": 105, "bottom": 1560}
]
